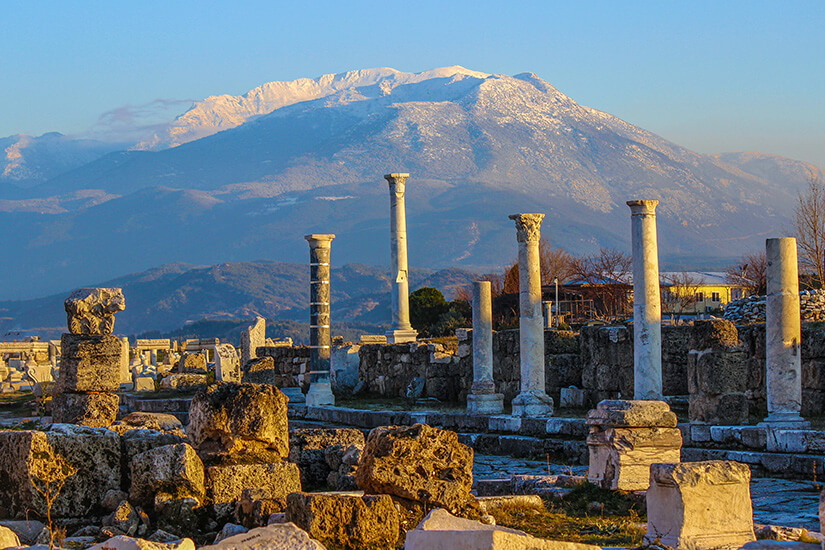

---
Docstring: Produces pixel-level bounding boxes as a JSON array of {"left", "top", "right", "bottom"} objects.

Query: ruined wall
[
  {"left": 355, "top": 329, "right": 580, "bottom": 405},
  {"left": 254, "top": 345, "right": 311, "bottom": 391},
  {"left": 579, "top": 325, "right": 689, "bottom": 404}
]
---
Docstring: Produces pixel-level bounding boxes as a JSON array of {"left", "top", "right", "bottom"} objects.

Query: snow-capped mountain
[{"left": 0, "top": 67, "right": 821, "bottom": 300}]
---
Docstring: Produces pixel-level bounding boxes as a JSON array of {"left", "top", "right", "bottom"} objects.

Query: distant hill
[
  {"left": 0, "top": 260, "right": 478, "bottom": 340},
  {"left": 1, "top": 66, "right": 821, "bottom": 300}
]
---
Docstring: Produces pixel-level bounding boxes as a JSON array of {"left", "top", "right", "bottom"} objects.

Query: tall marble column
[
  {"left": 305, "top": 234, "right": 335, "bottom": 407},
  {"left": 384, "top": 173, "right": 418, "bottom": 343},
  {"left": 762, "top": 237, "right": 808, "bottom": 427},
  {"left": 627, "top": 200, "right": 663, "bottom": 400},
  {"left": 467, "top": 281, "right": 504, "bottom": 414},
  {"left": 509, "top": 213, "right": 553, "bottom": 417}
]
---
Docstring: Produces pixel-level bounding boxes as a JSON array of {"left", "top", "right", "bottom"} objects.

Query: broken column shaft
[
  {"left": 627, "top": 200, "right": 663, "bottom": 400},
  {"left": 305, "top": 234, "right": 335, "bottom": 407},
  {"left": 467, "top": 281, "right": 504, "bottom": 414},
  {"left": 763, "top": 237, "right": 808, "bottom": 426}
]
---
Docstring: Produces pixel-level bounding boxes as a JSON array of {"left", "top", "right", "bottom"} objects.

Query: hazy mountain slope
[
  {"left": 0, "top": 260, "right": 476, "bottom": 337},
  {"left": 1, "top": 67, "right": 821, "bottom": 299},
  {"left": 0, "top": 132, "right": 123, "bottom": 193}
]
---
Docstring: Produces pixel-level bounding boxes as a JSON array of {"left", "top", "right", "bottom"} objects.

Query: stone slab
[{"left": 586, "top": 399, "right": 677, "bottom": 428}]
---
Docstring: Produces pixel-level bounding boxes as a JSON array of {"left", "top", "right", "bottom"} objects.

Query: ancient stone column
[
  {"left": 467, "top": 281, "right": 504, "bottom": 414},
  {"left": 305, "top": 234, "right": 335, "bottom": 407},
  {"left": 384, "top": 173, "right": 418, "bottom": 344},
  {"left": 627, "top": 200, "right": 663, "bottom": 400},
  {"left": 762, "top": 238, "right": 808, "bottom": 427},
  {"left": 509, "top": 213, "right": 553, "bottom": 417}
]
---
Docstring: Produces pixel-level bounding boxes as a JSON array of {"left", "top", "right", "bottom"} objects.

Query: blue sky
[{"left": 2, "top": 0, "right": 823, "bottom": 167}]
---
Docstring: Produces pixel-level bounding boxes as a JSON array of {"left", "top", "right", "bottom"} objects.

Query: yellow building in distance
[{"left": 660, "top": 271, "right": 750, "bottom": 315}]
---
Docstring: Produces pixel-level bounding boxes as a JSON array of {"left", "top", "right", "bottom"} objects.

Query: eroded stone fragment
[
  {"left": 188, "top": 383, "right": 289, "bottom": 460},
  {"left": 56, "top": 334, "right": 122, "bottom": 393},
  {"left": 52, "top": 392, "right": 119, "bottom": 427},
  {"left": 646, "top": 460, "right": 755, "bottom": 550},
  {"left": 585, "top": 399, "right": 677, "bottom": 428},
  {"left": 129, "top": 443, "right": 205, "bottom": 508},
  {"left": 65, "top": 288, "right": 125, "bottom": 335},
  {"left": 355, "top": 423, "right": 474, "bottom": 513},
  {"left": 205, "top": 462, "right": 301, "bottom": 521},
  {"left": 285, "top": 491, "right": 399, "bottom": 549},
  {"left": 199, "top": 523, "right": 326, "bottom": 550},
  {"left": 405, "top": 508, "right": 601, "bottom": 550}
]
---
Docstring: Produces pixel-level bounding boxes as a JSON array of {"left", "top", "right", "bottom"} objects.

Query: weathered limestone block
[
  {"left": 175, "top": 352, "right": 207, "bottom": 374},
  {"left": 199, "top": 523, "right": 326, "bottom": 550},
  {"left": 0, "top": 425, "right": 120, "bottom": 519},
  {"left": 121, "top": 429, "right": 187, "bottom": 473},
  {"left": 586, "top": 400, "right": 682, "bottom": 491},
  {"left": 160, "top": 373, "right": 208, "bottom": 392},
  {"left": 52, "top": 391, "right": 119, "bottom": 427},
  {"left": 188, "top": 383, "right": 289, "bottom": 461},
  {"left": 586, "top": 399, "right": 677, "bottom": 428},
  {"left": 214, "top": 344, "right": 241, "bottom": 383},
  {"left": 65, "top": 287, "right": 125, "bottom": 335},
  {"left": 88, "top": 535, "right": 196, "bottom": 550},
  {"left": 288, "top": 428, "right": 365, "bottom": 489},
  {"left": 241, "top": 317, "right": 266, "bottom": 367},
  {"left": 355, "top": 423, "right": 474, "bottom": 513},
  {"left": 405, "top": 508, "right": 601, "bottom": 550},
  {"left": 285, "top": 491, "right": 398, "bottom": 549},
  {"left": 646, "top": 461, "right": 755, "bottom": 550},
  {"left": 242, "top": 356, "right": 290, "bottom": 386},
  {"left": 57, "top": 333, "right": 122, "bottom": 393},
  {"left": 688, "top": 320, "right": 749, "bottom": 425},
  {"left": 130, "top": 443, "right": 205, "bottom": 508},
  {"left": 0, "top": 525, "right": 21, "bottom": 548},
  {"left": 205, "top": 462, "right": 301, "bottom": 520},
  {"left": 114, "top": 412, "right": 184, "bottom": 434}
]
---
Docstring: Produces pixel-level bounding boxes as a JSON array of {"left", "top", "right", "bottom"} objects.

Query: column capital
[
  {"left": 509, "top": 213, "right": 545, "bottom": 243},
  {"left": 304, "top": 234, "right": 336, "bottom": 249},
  {"left": 627, "top": 200, "right": 659, "bottom": 216},
  {"left": 384, "top": 173, "right": 410, "bottom": 193}
]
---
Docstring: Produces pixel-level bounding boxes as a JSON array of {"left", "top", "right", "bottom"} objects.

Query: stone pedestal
[
  {"left": 586, "top": 400, "right": 681, "bottom": 491},
  {"left": 281, "top": 386, "right": 306, "bottom": 404},
  {"left": 384, "top": 173, "right": 418, "bottom": 344},
  {"left": 646, "top": 461, "right": 755, "bottom": 550},
  {"left": 467, "top": 281, "right": 503, "bottom": 415},
  {"left": 509, "top": 214, "right": 553, "bottom": 417},
  {"left": 305, "top": 234, "right": 336, "bottom": 407},
  {"left": 761, "top": 238, "right": 809, "bottom": 427},
  {"left": 627, "top": 200, "right": 663, "bottom": 400}
]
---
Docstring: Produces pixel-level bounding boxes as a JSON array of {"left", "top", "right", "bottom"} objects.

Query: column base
[
  {"left": 305, "top": 381, "right": 335, "bottom": 407},
  {"left": 759, "top": 412, "right": 810, "bottom": 429},
  {"left": 281, "top": 386, "right": 306, "bottom": 404},
  {"left": 467, "top": 393, "right": 505, "bottom": 415},
  {"left": 511, "top": 391, "right": 554, "bottom": 417},
  {"left": 386, "top": 328, "right": 418, "bottom": 344}
]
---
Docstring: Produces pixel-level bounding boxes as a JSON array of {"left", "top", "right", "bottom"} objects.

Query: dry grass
[{"left": 489, "top": 483, "right": 647, "bottom": 547}]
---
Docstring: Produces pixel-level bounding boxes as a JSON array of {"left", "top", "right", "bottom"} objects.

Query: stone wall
[
  {"left": 254, "top": 345, "right": 311, "bottom": 391},
  {"left": 355, "top": 329, "right": 580, "bottom": 405},
  {"left": 579, "top": 325, "right": 689, "bottom": 404}
]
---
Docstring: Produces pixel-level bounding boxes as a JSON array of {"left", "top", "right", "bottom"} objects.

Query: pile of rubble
[{"left": 723, "top": 290, "right": 825, "bottom": 324}]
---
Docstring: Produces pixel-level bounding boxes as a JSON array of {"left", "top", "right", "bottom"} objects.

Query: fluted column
[
  {"left": 305, "top": 234, "right": 335, "bottom": 407},
  {"left": 628, "top": 200, "right": 662, "bottom": 400},
  {"left": 509, "top": 213, "right": 553, "bottom": 417},
  {"left": 385, "top": 173, "right": 418, "bottom": 343},
  {"left": 467, "top": 281, "right": 504, "bottom": 414},
  {"left": 762, "top": 237, "right": 808, "bottom": 427}
]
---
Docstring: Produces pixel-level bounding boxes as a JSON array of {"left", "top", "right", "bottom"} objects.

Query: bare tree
[
  {"left": 538, "top": 240, "right": 577, "bottom": 285},
  {"left": 661, "top": 271, "right": 701, "bottom": 319},
  {"left": 573, "top": 247, "right": 633, "bottom": 320},
  {"left": 724, "top": 251, "right": 767, "bottom": 295},
  {"left": 793, "top": 172, "right": 825, "bottom": 288}
]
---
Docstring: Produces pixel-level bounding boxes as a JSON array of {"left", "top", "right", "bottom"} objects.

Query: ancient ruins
[{"left": 0, "top": 178, "right": 823, "bottom": 550}]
